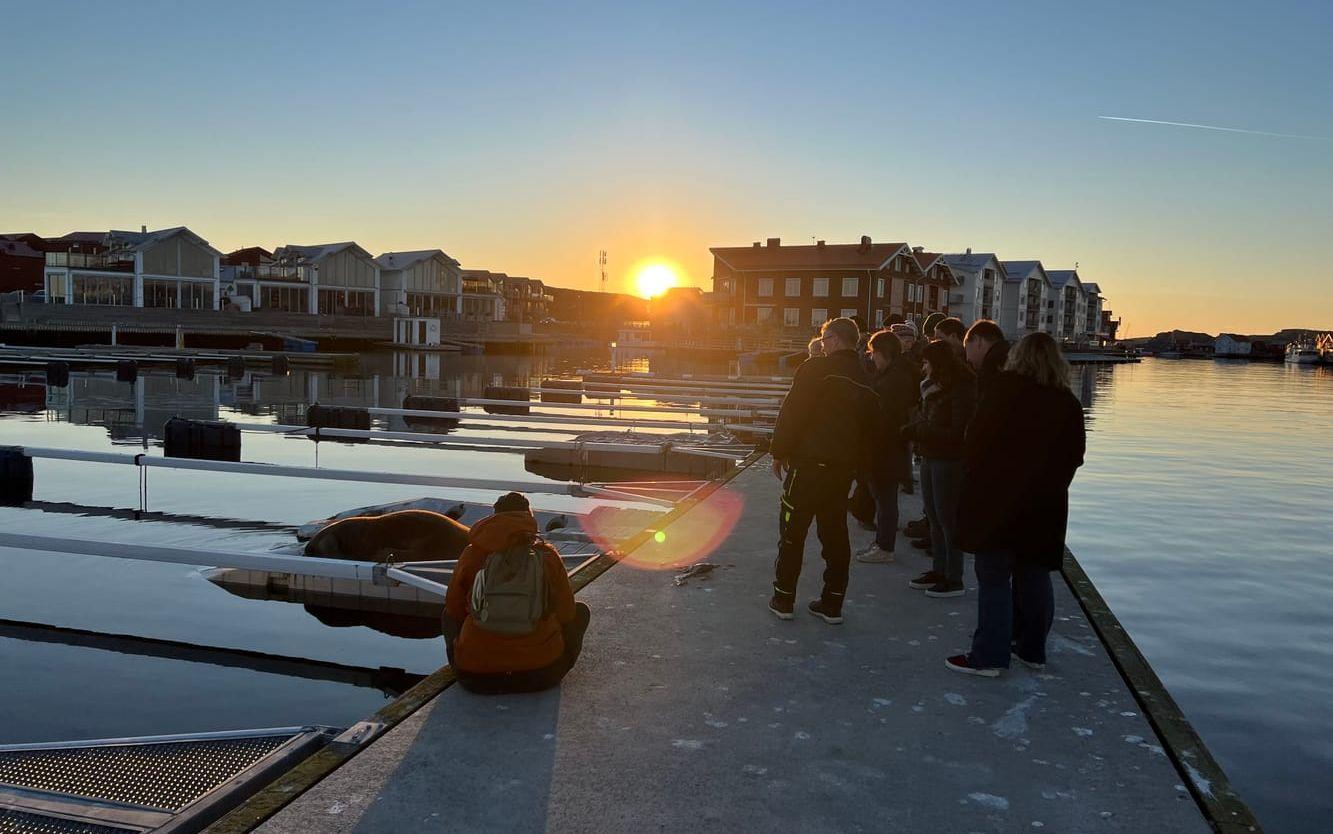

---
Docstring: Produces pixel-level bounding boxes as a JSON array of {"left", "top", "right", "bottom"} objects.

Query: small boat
[{"left": 1285, "top": 342, "right": 1321, "bottom": 365}]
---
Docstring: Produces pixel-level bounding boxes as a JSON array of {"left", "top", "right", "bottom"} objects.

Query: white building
[
  {"left": 271, "top": 242, "right": 381, "bottom": 316},
  {"left": 1215, "top": 334, "right": 1252, "bottom": 357},
  {"left": 375, "top": 250, "right": 462, "bottom": 319},
  {"left": 43, "top": 227, "right": 221, "bottom": 309},
  {"left": 1082, "top": 282, "right": 1105, "bottom": 343},
  {"left": 942, "top": 251, "right": 1004, "bottom": 325},
  {"left": 459, "top": 269, "right": 506, "bottom": 322},
  {"left": 997, "top": 260, "right": 1050, "bottom": 340},
  {"left": 1046, "top": 269, "right": 1087, "bottom": 343}
]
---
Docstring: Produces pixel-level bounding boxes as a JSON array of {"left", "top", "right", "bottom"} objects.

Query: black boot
[
  {"left": 807, "top": 593, "right": 844, "bottom": 625},
  {"left": 769, "top": 587, "right": 795, "bottom": 621}
]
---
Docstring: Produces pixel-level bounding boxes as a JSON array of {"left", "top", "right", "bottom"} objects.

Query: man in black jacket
[
  {"left": 963, "top": 319, "right": 1010, "bottom": 400},
  {"left": 768, "top": 317, "right": 875, "bottom": 625},
  {"left": 855, "top": 329, "right": 920, "bottom": 564}
]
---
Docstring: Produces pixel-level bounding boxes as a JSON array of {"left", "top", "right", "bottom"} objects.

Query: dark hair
[
  {"left": 921, "top": 312, "right": 946, "bottom": 337},
  {"left": 964, "top": 319, "right": 1004, "bottom": 346},
  {"left": 493, "top": 492, "right": 531, "bottom": 513},
  {"left": 935, "top": 317, "right": 965, "bottom": 341},
  {"left": 921, "top": 339, "right": 973, "bottom": 388},
  {"left": 868, "top": 328, "right": 903, "bottom": 358}
]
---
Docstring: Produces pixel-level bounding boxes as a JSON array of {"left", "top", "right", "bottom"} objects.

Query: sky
[{"left": 2, "top": 0, "right": 1330, "bottom": 337}]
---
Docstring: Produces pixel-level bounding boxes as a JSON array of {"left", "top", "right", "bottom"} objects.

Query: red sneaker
[{"left": 945, "top": 654, "right": 1001, "bottom": 678}]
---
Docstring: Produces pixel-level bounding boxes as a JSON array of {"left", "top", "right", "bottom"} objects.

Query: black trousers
[
  {"left": 445, "top": 602, "right": 591, "bottom": 695},
  {"left": 774, "top": 462, "right": 855, "bottom": 600}
]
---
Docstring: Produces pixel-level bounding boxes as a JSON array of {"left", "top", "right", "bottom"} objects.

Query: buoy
[{"left": 483, "top": 386, "right": 530, "bottom": 415}]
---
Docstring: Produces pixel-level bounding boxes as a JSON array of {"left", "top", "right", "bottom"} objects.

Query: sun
[{"left": 633, "top": 261, "right": 681, "bottom": 299}]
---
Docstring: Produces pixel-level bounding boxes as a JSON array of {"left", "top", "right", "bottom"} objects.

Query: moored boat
[{"left": 1285, "top": 341, "right": 1321, "bottom": 365}]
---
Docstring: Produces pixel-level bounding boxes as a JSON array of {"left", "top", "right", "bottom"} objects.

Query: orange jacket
[{"left": 444, "top": 510, "right": 576, "bottom": 674}]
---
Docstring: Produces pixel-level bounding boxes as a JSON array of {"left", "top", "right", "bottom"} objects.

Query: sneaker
[
  {"left": 1011, "top": 652, "right": 1046, "bottom": 671},
  {"left": 925, "top": 581, "right": 966, "bottom": 598},
  {"left": 856, "top": 544, "right": 895, "bottom": 564},
  {"left": 908, "top": 570, "right": 941, "bottom": 590},
  {"left": 910, "top": 537, "right": 931, "bottom": 551},
  {"left": 768, "top": 593, "right": 794, "bottom": 620},
  {"left": 807, "top": 597, "right": 844, "bottom": 625},
  {"left": 945, "top": 654, "right": 1001, "bottom": 678}
]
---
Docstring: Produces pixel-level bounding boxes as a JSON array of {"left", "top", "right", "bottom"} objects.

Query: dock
[{"left": 226, "top": 460, "right": 1251, "bottom": 834}]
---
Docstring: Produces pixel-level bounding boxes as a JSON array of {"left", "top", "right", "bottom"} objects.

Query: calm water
[
  {"left": 0, "top": 351, "right": 1329, "bottom": 832},
  {"left": 1067, "top": 358, "right": 1333, "bottom": 834}
]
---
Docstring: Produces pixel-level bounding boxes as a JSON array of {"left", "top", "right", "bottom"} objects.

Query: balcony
[{"left": 45, "top": 252, "right": 134, "bottom": 272}]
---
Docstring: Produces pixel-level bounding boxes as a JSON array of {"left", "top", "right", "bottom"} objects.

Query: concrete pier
[{"left": 251, "top": 463, "right": 1214, "bottom": 833}]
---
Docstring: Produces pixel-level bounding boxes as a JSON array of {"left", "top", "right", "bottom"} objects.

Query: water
[
  {"left": 1066, "top": 358, "right": 1333, "bottom": 834},
  {"left": 1, "top": 351, "right": 1329, "bottom": 832}
]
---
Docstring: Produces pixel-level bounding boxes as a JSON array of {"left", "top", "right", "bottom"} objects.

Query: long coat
[{"left": 956, "top": 371, "right": 1086, "bottom": 569}]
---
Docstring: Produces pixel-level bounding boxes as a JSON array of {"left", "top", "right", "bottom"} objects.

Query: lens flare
[{"left": 583, "top": 487, "right": 745, "bottom": 571}]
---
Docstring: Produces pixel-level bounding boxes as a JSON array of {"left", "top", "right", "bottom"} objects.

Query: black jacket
[
  {"left": 908, "top": 374, "right": 976, "bottom": 461},
  {"left": 770, "top": 349, "right": 875, "bottom": 468},
  {"left": 976, "top": 340, "right": 1011, "bottom": 401},
  {"left": 868, "top": 355, "right": 920, "bottom": 481},
  {"left": 956, "top": 371, "right": 1086, "bottom": 569}
]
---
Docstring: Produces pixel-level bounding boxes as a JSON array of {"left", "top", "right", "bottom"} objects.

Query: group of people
[{"left": 770, "top": 314, "right": 1086, "bottom": 677}]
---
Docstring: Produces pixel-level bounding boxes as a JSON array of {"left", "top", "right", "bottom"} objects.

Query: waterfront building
[
  {"left": 375, "top": 250, "right": 462, "bottom": 319},
  {"left": 1047, "top": 269, "right": 1088, "bottom": 343},
  {"left": 221, "top": 247, "right": 299, "bottom": 312},
  {"left": 496, "top": 275, "right": 553, "bottom": 323},
  {"left": 0, "top": 233, "right": 45, "bottom": 293},
  {"left": 710, "top": 236, "right": 947, "bottom": 333},
  {"left": 650, "top": 285, "right": 708, "bottom": 341},
  {"left": 1082, "top": 282, "right": 1105, "bottom": 342},
  {"left": 270, "top": 242, "right": 380, "bottom": 316},
  {"left": 998, "top": 260, "right": 1050, "bottom": 340},
  {"left": 546, "top": 286, "right": 650, "bottom": 336},
  {"left": 459, "top": 269, "right": 507, "bottom": 322},
  {"left": 42, "top": 226, "right": 222, "bottom": 309},
  {"left": 942, "top": 250, "right": 1005, "bottom": 325},
  {"left": 1215, "top": 334, "right": 1252, "bottom": 357}
]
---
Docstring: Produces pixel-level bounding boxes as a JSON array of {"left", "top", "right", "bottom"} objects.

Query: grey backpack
[{"left": 470, "top": 541, "right": 548, "bottom": 634}]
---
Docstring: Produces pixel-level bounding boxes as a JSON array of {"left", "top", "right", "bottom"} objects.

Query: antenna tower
[{"left": 598, "top": 250, "right": 608, "bottom": 293}]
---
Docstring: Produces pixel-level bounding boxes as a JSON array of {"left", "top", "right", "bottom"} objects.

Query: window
[
  {"left": 840, "top": 308, "right": 856, "bottom": 320},
  {"left": 756, "top": 306, "right": 773, "bottom": 322},
  {"left": 71, "top": 275, "right": 132, "bottom": 306},
  {"left": 757, "top": 278, "right": 773, "bottom": 297},
  {"left": 842, "top": 277, "right": 859, "bottom": 297},
  {"left": 783, "top": 307, "right": 800, "bottom": 327},
  {"left": 143, "top": 279, "right": 179, "bottom": 308},
  {"left": 876, "top": 277, "right": 885, "bottom": 298},
  {"left": 812, "top": 277, "right": 829, "bottom": 297},
  {"left": 46, "top": 272, "right": 69, "bottom": 303},
  {"left": 811, "top": 308, "right": 827, "bottom": 326},
  {"left": 784, "top": 277, "right": 800, "bottom": 296},
  {"left": 874, "top": 308, "right": 885, "bottom": 327},
  {"left": 181, "top": 281, "right": 214, "bottom": 310}
]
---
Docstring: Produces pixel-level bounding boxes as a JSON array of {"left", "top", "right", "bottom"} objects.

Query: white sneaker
[{"left": 855, "top": 544, "right": 895, "bottom": 564}]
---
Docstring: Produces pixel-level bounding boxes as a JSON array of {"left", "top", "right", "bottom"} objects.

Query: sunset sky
[{"left": 2, "top": 1, "right": 1330, "bottom": 336}]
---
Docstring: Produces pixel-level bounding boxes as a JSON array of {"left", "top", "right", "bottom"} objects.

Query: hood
[{"left": 468, "top": 510, "right": 538, "bottom": 552}]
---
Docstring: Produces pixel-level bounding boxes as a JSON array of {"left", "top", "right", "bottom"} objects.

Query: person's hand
[{"left": 771, "top": 457, "right": 787, "bottom": 480}]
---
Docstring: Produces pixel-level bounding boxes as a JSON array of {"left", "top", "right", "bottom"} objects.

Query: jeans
[
  {"left": 774, "top": 462, "right": 855, "bottom": 601},
  {"left": 969, "top": 550, "right": 1055, "bottom": 668},
  {"left": 920, "top": 458, "right": 964, "bottom": 584},
  {"left": 869, "top": 474, "right": 899, "bottom": 552},
  {"left": 445, "top": 602, "right": 592, "bottom": 694}
]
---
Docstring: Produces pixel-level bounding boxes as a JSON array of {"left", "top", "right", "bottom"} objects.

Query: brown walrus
[{"left": 303, "top": 509, "right": 471, "bottom": 563}]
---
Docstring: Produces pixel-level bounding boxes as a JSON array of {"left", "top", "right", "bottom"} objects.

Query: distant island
[{"left": 1122, "top": 328, "right": 1331, "bottom": 360}]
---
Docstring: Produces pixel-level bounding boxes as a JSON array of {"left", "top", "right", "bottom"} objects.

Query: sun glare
[{"left": 633, "top": 262, "right": 680, "bottom": 298}]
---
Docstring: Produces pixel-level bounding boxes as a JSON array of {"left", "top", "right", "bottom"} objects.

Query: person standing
[
  {"left": 901, "top": 341, "right": 976, "bottom": 598},
  {"left": 946, "top": 333, "right": 1086, "bottom": 677},
  {"left": 963, "top": 319, "right": 1010, "bottom": 400},
  {"left": 855, "top": 329, "right": 921, "bottom": 564},
  {"left": 935, "top": 317, "right": 967, "bottom": 356},
  {"left": 768, "top": 317, "right": 876, "bottom": 625}
]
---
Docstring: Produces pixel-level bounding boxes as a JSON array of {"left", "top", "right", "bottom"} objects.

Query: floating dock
[{"left": 220, "top": 459, "right": 1257, "bottom": 834}]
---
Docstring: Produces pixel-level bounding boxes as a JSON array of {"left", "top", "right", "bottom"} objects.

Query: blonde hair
[
  {"left": 807, "top": 337, "right": 824, "bottom": 358},
  {"left": 1005, "top": 332, "right": 1071, "bottom": 389}
]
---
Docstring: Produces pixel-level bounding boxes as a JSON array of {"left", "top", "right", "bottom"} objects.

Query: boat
[{"left": 1285, "top": 341, "right": 1321, "bottom": 365}]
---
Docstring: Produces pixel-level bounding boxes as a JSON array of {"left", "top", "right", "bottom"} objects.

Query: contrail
[{"left": 1097, "top": 115, "right": 1325, "bottom": 141}]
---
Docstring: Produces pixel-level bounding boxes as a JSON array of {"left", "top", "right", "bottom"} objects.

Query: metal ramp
[{"left": 0, "top": 727, "right": 334, "bottom": 833}]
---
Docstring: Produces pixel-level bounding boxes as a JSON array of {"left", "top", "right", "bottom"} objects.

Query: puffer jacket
[{"left": 444, "top": 510, "right": 576, "bottom": 674}]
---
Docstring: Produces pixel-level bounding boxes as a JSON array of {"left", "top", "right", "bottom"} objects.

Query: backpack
[{"left": 469, "top": 540, "right": 549, "bottom": 635}]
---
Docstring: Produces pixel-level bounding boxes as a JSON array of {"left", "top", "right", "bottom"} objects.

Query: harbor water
[{"left": 0, "top": 350, "right": 1329, "bottom": 832}]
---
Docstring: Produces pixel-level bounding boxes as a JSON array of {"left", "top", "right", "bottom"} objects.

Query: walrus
[{"left": 303, "top": 509, "right": 472, "bottom": 563}]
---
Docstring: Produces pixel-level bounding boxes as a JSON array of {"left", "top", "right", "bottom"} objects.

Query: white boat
[{"left": 1285, "top": 342, "right": 1321, "bottom": 365}]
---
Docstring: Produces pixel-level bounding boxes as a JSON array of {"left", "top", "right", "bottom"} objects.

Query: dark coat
[
  {"left": 976, "top": 340, "right": 1011, "bottom": 401},
  {"left": 770, "top": 348, "right": 875, "bottom": 468},
  {"left": 907, "top": 373, "right": 977, "bottom": 461},
  {"left": 956, "top": 371, "right": 1086, "bottom": 569},
  {"left": 868, "top": 355, "right": 921, "bottom": 482}
]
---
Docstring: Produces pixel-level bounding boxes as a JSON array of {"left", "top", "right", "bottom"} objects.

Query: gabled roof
[
  {"left": 1000, "top": 260, "right": 1047, "bottom": 283},
  {"left": 1082, "top": 282, "right": 1101, "bottom": 294},
  {"left": 1047, "top": 269, "right": 1082, "bottom": 290},
  {"left": 107, "top": 226, "right": 223, "bottom": 257},
  {"left": 375, "top": 249, "right": 460, "bottom": 270},
  {"left": 57, "top": 232, "right": 107, "bottom": 244},
  {"left": 913, "top": 251, "right": 943, "bottom": 272},
  {"left": 941, "top": 252, "right": 1004, "bottom": 273},
  {"left": 1218, "top": 333, "right": 1251, "bottom": 342},
  {"left": 275, "top": 242, "right": 374, "bottom": 264},
  {"left": 0, "top": 238, "right": 43, "bottom": 258},
  {"left": 711, "top": 240, "right": 909, "bottom": 271}
]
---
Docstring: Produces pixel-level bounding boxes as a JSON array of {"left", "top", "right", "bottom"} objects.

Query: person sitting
[
  {"left": 947, "top": 332, "right": 1086, "bottom": 677},
  {"left": 443, "top": 492, "right": 590, "bottom": 694}
]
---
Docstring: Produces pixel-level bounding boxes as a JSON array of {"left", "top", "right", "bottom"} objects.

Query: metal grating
[
  {"left": 0, "top": 735, "right": 290, "bottom": 812},
  {"left": 0, "top": 809, "right": 135, "bottom": 834}
]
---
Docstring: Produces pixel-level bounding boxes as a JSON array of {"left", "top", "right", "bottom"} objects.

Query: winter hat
[{"left": 493, "top": 492, "right": 531, "bottom": 513}]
